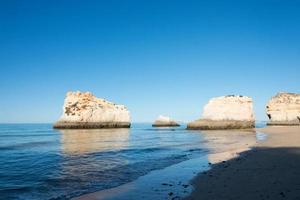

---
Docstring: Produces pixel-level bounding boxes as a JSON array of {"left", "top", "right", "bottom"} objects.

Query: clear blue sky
[{"left": 0, "top": 0, "right": 299, "bottom": 123}]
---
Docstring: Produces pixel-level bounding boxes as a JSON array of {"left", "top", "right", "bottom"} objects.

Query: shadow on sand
[{"left": 186, "top": 147, "right": 300, "bottom": 200}]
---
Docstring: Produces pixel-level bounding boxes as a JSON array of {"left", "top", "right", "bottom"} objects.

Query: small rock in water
[
  {"left": 152, "top": 115, "right": 180, "bottom": 127},
  {"left": 168, "top": 192, "right": 173, "bottom": 196}
]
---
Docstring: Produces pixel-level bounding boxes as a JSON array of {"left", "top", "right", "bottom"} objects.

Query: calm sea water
[{"left": 0, "top": 122, "right": 266, "bottom": 200}]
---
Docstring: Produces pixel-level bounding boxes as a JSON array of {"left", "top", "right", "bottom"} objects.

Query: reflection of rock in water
[
  {"left": 59, "top": 129, "right": 130, "bottom": 155},
  {"left": 57, "top": 129, "right": 130, "bottom": 192},
  {"left": 201, "top": 130, "right": 257, "bottom": 164}
]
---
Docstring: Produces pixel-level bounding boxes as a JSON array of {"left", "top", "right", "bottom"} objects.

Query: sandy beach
[
  {"left": 186, "top": 126, "right": 300, "bottom": 200},
  {"left": 72, "top": 126, "right": 300, "bottom": 200},
  {"left": 73, "top": 128, "right": 269, "bottom": 200}
]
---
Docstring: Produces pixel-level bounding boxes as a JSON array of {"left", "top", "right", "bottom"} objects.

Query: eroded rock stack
[
  {"left": 53, "top": 91, "right": 131, "bottom": 129},
  {"left": 187, "top": 95, "right": 255, "bottom": 130},
  {"left": 266, "top": 92, "right": 300, "bottom": 126},
  {"left": 152, "top": 115, "right": 180, "bottom": 127}
]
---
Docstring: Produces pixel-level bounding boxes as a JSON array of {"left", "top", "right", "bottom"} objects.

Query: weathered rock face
[
  {"left": 187, "top": 95, "right": 255, "bottom": 130},
  {"left": 152, "top": 115, "right": 180, "bottom": 127},
  {"left": 266, "top": 92, "right": 300, "bottom": 126},
  {"left": 53, "top": 91, "right": 130, "bottom": 129}
]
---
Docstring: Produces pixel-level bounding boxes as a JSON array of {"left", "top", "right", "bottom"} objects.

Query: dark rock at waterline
[
  {"left": 53, "top": 122, "right": 131, "bottom": 129},
  {"left": 187, "top": 119, "right": 254, "bottom": 130}
]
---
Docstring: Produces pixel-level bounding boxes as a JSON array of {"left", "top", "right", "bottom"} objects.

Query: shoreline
[
  {"left": 186, "top": 126, "right": 300, "bottom": 200},
  {"left": 72, "top": 126, "right": 300, "bottom": 200},
  {"left": 73, "top": 128, "right": 265, "bottom": 200},
  {"left": 73, "top": 156, "right": 210, "bottom": 200}
]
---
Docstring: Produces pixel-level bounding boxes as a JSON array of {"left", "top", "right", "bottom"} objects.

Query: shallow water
[
  {"left": 0, "top": 123, "right": 266, "bottom": 200},
  {"left": 0, "top": 124, "right": 204, "bottom": 200}
]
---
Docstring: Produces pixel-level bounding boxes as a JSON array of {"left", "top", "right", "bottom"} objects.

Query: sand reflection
[
  {"left": 59, "top": 129, "right": 130, "bottom": 155},
  {"left": 200, "top": 130, "right": 257, "bottom": 164}
]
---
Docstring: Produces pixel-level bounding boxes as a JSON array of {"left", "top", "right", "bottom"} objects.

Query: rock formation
[
  {"left": 266, "top": 92, "right": 300, "bottom": 125},
  {"left": 53, "top": 91, "right": 130, "bottom": 129},
  {"left": 152, "top": 115, "right": 180, "bottom": 127},
  {"left": 187, "top": 95, "right": 255, "bottom": 130}
]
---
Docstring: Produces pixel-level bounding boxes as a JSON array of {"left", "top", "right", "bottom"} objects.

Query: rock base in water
[
  {"left": 53, "top": 122, "right": 131, "bottom": 129},
  {"left": 267, "top": 121, "right": 300, "bottom": 126},
  {"left": 187, "top": 119, "right": 255, "bottom": 130},
  {"left": 152, "top": 122, "right": 180, "bottom": 127}
]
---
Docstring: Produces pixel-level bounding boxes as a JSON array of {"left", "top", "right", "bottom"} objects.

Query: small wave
[
  {"left": 0, "top": 133, "right": 57, "bottom": 138},
  {"left": 0, "top": 140, "right": 57, "bottom": 151},
  {"left": 85, "top": 146, "right": 172, "bottom": 157},
  {"left": 64, "top": 154, "right": 194, "bottom": 199},
  {"left": 0, "top": 129, "right": 55, "bottom": 135}
]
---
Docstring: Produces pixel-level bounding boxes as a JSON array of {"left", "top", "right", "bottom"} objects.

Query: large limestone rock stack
[
  {"left": 187, "top": 95, "right": 255, "bottom": 130},
  {"left": 266, "top": 92, "right": 300, "bottom": 125},
  {"left": 53, "top": 91, "right": 131, "bottom": 129},
  {"left": 152, "top": 115, "right": 180, "bottom": 127}
]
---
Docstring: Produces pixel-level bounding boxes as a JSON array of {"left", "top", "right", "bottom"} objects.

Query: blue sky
[{"left": 0, "top": 0, "right": 299, "bottom": 123}]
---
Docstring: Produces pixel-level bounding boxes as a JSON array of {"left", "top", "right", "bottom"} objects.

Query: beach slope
[{"left": 186, "top": 126, "right": 300, "bottom": 200}]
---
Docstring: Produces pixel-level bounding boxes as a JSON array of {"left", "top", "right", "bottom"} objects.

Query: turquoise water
[{"left": 0, "top": 122, "right": 266, "bottom": 200}]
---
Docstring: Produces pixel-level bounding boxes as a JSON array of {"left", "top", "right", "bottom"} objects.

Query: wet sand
[
  {"left": 186, "top": 126, "right": 300, "bottom": 200},
  {"left": 73, "top": 129, "right": 262, "bottom": 200}
]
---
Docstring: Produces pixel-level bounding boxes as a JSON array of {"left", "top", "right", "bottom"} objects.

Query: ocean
[{"left": 0, "top": 123, "right": 266, "bottom": 200}]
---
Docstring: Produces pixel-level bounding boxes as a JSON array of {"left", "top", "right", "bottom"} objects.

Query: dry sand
[{"left": 186, "top": 126, "right": 300, "bottom": 200}]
